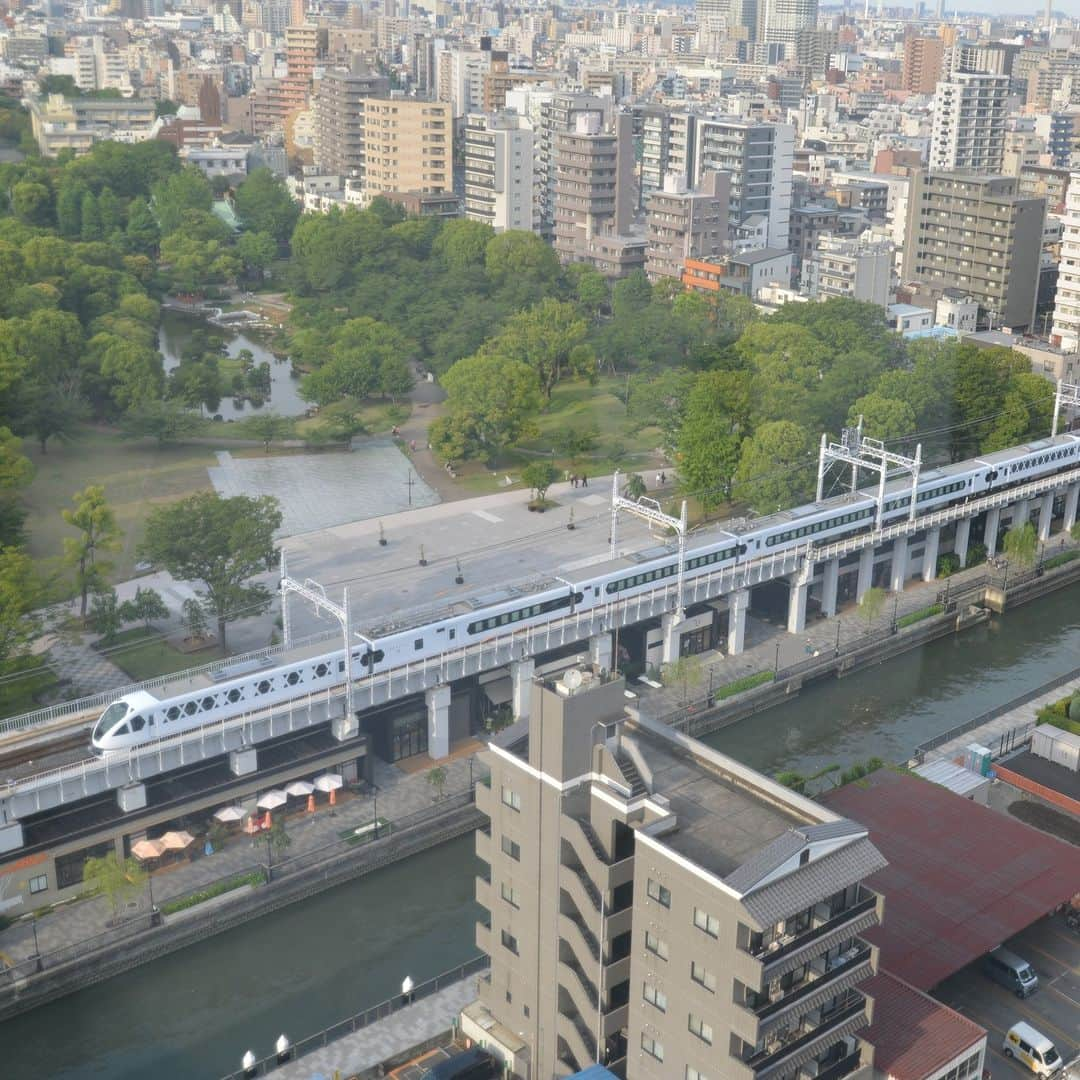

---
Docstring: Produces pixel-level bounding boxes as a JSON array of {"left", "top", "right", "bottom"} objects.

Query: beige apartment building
[
  {"left": 644, "top": 171, "right": 730, "bottom": 283},
  {"left": 359, "top": 97, "right": 452, "bottom": 204},
  {"left": 902, "top": 172, "right": 1045, "bottom": 332},
  {"left": 470, "top": 669, "right": 885, "bottom": 1080},
  {"left": 312, "top": 65, "right": 390, "bottom": 179}
]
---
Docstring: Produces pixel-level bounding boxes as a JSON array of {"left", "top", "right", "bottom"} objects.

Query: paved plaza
[{"left": 209, "top": 440, "right": 440, "bottom": 538}]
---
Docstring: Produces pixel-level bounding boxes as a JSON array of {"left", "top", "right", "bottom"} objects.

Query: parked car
[
  {"left": 421, "top": 1046, "right": 498, "bottom": 1080},
  {"left": 1002, "top": 1022, "right": 1061, "bottom": 1077},
  {"left": 984, "top": 946, "right": 1039, "bottom": 997}
]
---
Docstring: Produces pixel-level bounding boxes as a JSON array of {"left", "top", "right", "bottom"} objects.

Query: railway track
[{"left": 0, "top": 728, "right": 92, "bottom": 774}]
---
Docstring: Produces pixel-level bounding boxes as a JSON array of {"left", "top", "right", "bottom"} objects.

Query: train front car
[{"left": 90, "top": 690, "right": 160, "bottom": 754}]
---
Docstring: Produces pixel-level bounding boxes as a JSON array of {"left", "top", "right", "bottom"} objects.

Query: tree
[
  {"left": 733, "top": 422, "right": 813, "bottom": 515},
  {"left": 0, "top": 428, "right": 31, "bottom": 546},
  {"left": 62, "top": 485, "right": 122, "bottom": 619},
  {"left": 1003, "top": 521, "right": 1038, "bottom": 567},
  {"left": 268, "top": 820, "right": 292, "bottom": 855},
  {"left": 151, "top": 166, "right": 213, "bottom": 235},
  {"left": 17, "top": 384, "right": 85, "bottom": 453},
  {"left": 80, "top": 190, "right": 101, "bottom": 241},
  {"left": 485, "top": 298, "right": 590, "bottom": 399},
  {"left": 300, "top": 318, "right": 414, "bottom": 405},
  {"left": 859, "top": 586, "right": 886, "bottom": 626},
  {"left": 663, "top": 653, "right": 703, "bottom": 704},
  {"left": 485, "top": 230, "right": 561, "bottom": 304},
  {"left": 11, "top": 182, "right": 52, "bottom": 227},
  {"left": 378, "top": 354, "right": 414, "bottom": 402},
  {"left": 125, "top": 196, "right": 159, "bottom": 254},
  {"left": 624, "top": 474, "right": 647, "bottom": 499},
  {"left": 140, "top": 492, "right": 282, "bottom": 652},
  {"left": 83, "top": 852, "right": 146, "bottom": 922},
  {"left": 676, "top": 370, "right": 748, "bottom": 509},
  {"left": 56, "top": 182, "right": 83, "bottom": 238},
  {"left": 120, "top": 586, "right": 168, "bottom": 630},
  {"left": 0, "top": 547, "right": 43, "bottom": 669},
  {"left": 433, "top": 218, "right": 493, "bottom": 272},
  {"left": 236, "top": 230, "right": 276, "bottom": 277},
  {"left": 567, "top": 263, "right": 609, "bottom": 318},
  {"left": 234, "top": 168, "right": 299, "bottom": 242},
  {"left": 120, "top": 399, "right": 201, "bottom": 447},
  {"left": 90, "top": 587, "right": 123, "bottom": 644},
  {"left": 522, "top": 461, "right": 559, "bottom": 504},
  {"left": 245, "top": 412, "right": 295, "bottom": 453},
  {"left": 554, "top": 427, "right": 598, "bottom": 463},
  {"left": 182, "top": 596, "right": 209, "bottom": 642},
  {"left": 426, "top": 765, "right": 448, "bottom": 801},
  {"left": 848, "top": 393, "right": 917, "bottom": 445},
  {"left": 432, "top": 353, "right": 541, "bottom": 463}
]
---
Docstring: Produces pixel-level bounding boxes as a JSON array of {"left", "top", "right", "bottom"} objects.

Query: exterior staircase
[{"left": 615, "top": 751, "right": 648, "bottom": 799}]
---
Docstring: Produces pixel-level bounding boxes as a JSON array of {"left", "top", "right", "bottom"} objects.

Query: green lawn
[
  {"left": 97, "top": 626, "right": 224, "bottom": 682},
  {"left": 0, "top": 656, "right": 63, "bottom": 720},
  {"left": 24, "top": 426, "right": 217, "bottom": 585}
]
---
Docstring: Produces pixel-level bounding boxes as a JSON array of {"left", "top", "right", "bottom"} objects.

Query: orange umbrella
[
  {"left": 263, "top": 810, "right": 272, "bottom": 829},
  {"left": 307, "top": 793, "right": 315, "bottom": 814},
  {"left": 243, "top": 815, "right": 260, "bottom": 835},
  {"left": 329, "top": 788, "right": 337, "bottom": 808}
]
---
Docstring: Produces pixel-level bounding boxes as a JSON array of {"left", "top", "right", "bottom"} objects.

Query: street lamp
[
  {"left": 372, "top": 783, "right": 380, "bottom": 840},
  {"left": 30, "top": 914, "right": 41, "bottom": 973},
  {"left": 891, "top": 593, "right": 899, "bottom": 633},
  {"left": 774, "top": 640, "right": 780, "bottom": 675}
]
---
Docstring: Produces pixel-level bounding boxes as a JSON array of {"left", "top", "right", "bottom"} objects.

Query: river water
[
  {"left": 159, "top": 309, "right": 307, "bottom": 421},
  {"left": 4, "top": 585, "right": 1080, "bottom": 1078}
]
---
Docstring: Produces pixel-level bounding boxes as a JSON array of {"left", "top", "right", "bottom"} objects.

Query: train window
[
  {"left": 449, "top": 629, "right": 455, "bottom": 640},
  {"left": 414, "top": 638, "right": 424, "bottom": 650},
  {"left": 184, "top": 701, "right": 198, "bottom": 716},
  {"left": 166, "top": 706, "right": 180, "bottom": 721},
  {"left": 131, "top": 715, "right": 145, "bottom": 732},
  {"left": 227, "top": 688, "right": 242, "bottom": 702},
  {"left": 201, "top": 696, "right": 215, "bottom": 711},
  {"left": 257, "top": 679, "right": 271, "bottom": 694},
  {"left": 315, "top": 663, "right": 328, "bottom": 677},
  {"left": 113, "top": 722, "right": 130, "bottom": 737},
  {"left": 286, "top": 672, "right": 299, "bottom": 685},
  {"left": 338, "top": 660, "right": 345, "bottom": 673}
]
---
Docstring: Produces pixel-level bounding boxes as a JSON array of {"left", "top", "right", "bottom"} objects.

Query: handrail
[{"left": 752, "top": 893, "right": 878, "bottom": 966}]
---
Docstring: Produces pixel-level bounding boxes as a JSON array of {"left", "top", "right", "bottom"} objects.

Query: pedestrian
[
  {"left": 571, "top": 474, "right": 578, "bottom": 488},
  {"left": 581, "top": 473, "right": 588, "bottom": 487},
  {"left": 660, "top": 471, "right": 666, "bottom": 485},
  {"left": 409, "top": 439, "right": 416, "bottom": 452},
  {"left": 655, "top": 473, "right": 661, "bottom": 487}
]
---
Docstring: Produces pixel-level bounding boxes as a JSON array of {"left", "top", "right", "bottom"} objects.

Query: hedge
[
  {"left": 160, "top": 869, "right": 266, "bottom": 916},
  {"left": 1043, "top": 549, "right": 1080, "bottom": 571},
  {"left": 714, "top": 670, "right": 774, "bottom": 701},
  {"left": 896, "top": 603, "right": 943, "bottom": 629}
]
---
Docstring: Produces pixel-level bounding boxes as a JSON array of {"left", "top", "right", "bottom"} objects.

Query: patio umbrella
[
  {"left": 160, "top": 830, "right": 195, "bottom": 851},
  {"left": 329, "top": 788, "right": 337, "bottom": 808},
  {"left": 306, "top": 793, "right": 316, "bottom": 814},
  {"left": 263, "top": 810, "right": 273, "bottom": 830},
  {"left": 243, "top": 815, "right": 261, "bottom": 835},
  {"left": 285, "top": 780, "right": 315, "bottom": 797},
  {"left": 313, "top": 773, "right": 343, "bottom": 793},
  {"left": 257, "top": 789, "right": 288, "bottom": 810},
  {"left": 214, "top": 805, "right": 245, "bottom": 823},
  {"left": 132, "top": 838, "right": 165, "bottom": 861}
]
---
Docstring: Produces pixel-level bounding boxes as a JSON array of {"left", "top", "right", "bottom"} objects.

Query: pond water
[{"left": 158, "top": 308, "right": 308, "bottom": 421}]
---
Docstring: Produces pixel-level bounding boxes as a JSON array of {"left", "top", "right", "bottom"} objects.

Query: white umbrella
[
  {"left": 313, "top": 773, "right": 343, "bottom": 793},
  {"left": 160, "top": 830, "right": 195, "bottom": 851},
  {"left": 285, "top": 780, "right": 315, "bottom": 797},
  {"left": 214, "top": 805, "right": 245, "bottom": 823},
  {"left": 257, "top": 789, "right": 288, "bottom": 810}
]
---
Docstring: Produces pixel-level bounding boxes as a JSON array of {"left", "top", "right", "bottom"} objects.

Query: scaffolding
[{"left": 815, "top": 419, "right": 923, "bottom": 531}]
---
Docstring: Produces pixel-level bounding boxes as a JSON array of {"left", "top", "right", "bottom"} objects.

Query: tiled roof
[
  {"left": 862, "top": 971, "right": 985, "bottom": 1079},
  {"left": 739, "top": 836, "right": 887, "bottom": 929},
  {"left": 823, "top": 769, "right": 1080, "bottom": 989}
]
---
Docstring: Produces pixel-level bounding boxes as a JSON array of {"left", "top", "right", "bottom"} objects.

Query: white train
[{"left": 91, "top": 433, "right": 1080, "bottom": 754}]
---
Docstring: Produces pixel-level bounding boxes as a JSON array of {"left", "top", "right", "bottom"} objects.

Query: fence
[
  {"left": 0, "top": 783, "right": 479, "bottom": 986},
  {"left": 913, "top": 664, "right": 1080, "bottom": 760},
  {"left": 218, "top": 955, "right": 491, "bottom": 1080}
]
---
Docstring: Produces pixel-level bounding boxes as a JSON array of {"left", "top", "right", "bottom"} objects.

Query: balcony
[
  {"left": 560, "top": 860, "right": 604, "bottom": 919},
  {"left": 557, "top": 1009, "right": 596, "bottom": 1072},
  {"left": 744, "top": 996, "right": 869, "bottom": 1079},
  {"left": 475, "top": 873, "right": 493, "bottom": 912},
  {"left": 474, "top": 777, "right": 493, "bottom": 817},
  {"left": 756, "top": 891, "right": 881, "bottom": 977},
  {"left": 475, "top": 827, "right": 491, "bottom": 865},
  {"left": 475, "top": 918, "right": 492, "bottom": 954}
]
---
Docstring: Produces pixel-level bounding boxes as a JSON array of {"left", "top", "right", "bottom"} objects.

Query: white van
[{"left": 1003, "top": 1021, "right": 1062, "bottom": 1076}]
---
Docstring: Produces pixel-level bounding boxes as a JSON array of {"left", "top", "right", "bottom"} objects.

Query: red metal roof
[
  {"left": 862, "top": 971, "right": 985, "bottom": 1080},
  {"left": 822, "top": 768, "right": 1080, "bottom": 990}
]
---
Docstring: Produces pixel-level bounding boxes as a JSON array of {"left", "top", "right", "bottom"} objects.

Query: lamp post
[
  {"left": 834, "top": 619, "right": 841, "bottom": 658},
  {"left": 891, "top": 593, "right": 899, "bottom": 633},
  {"left": 372, "top": 783, "right": 380, "bottom": 840},
  {"left": 774, "top": 640, "right": 780, "bottom": 675},
  {"left": 265, "top": 835, "right": 273, "bottom": 882},
  {"left": 30, "top": 914, "right": 41, "bottom": 973}
]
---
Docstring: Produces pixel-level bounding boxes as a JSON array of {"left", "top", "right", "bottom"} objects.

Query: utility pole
[{"left": 406, "top": 470, "right": 415, "bottom": 507}]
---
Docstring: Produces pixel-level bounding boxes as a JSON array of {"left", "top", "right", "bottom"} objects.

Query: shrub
[
  {"left": 936, "top": 553, "right": 960, "bottom": 578},
  {"left": 896, "top": 603, "right": 943, "bottom": 629},
  {"left": 159, "top": 869, "right": 265, "bottom": 915},
  {"left": 714, "top": 670, "right": 773, "bottom": 701}
]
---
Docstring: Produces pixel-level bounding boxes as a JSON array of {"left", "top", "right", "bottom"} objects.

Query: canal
[{"left": 5, "top": 583, "right": 1079, "bottom": 1077}]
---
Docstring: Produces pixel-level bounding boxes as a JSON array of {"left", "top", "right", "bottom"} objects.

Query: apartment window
[
  {"left": 501, "top": 882, "right": 521, "bottom": 909},
  {"left": 646, "top": 878, "right": 671, "bottom": 907},
  {"left": 642, "top": 982, "right": 667, "bottom": 1012},
  {"left": 644, "top": 931, "right": 669, "bottom": 960},
  {"left": 690, "top": 961, "right": 717, "bottom": 993},
  {"left": 693, "top": 907, "right": 720, "bottom": 938},
  {"left": 688, "top": 1013, "right": 713, "bottom": 1045},
  {"left": 501, "top": 929, "right": 519, "bottom": 955},
  {"left": 501, "top": 836, "right": 520, "bottom": 861},
  {"left": 640, "top": 1033, "right": 665, "bottom": 1062},
  {"left": 501, "top": 786, "right": 521, "bottom": 811},
  {"left": 28, "top": 873, "right": 48, "bottom": 894},
  {"left": 686, "top": 1069, "right": 710, "bottom": 1080}
]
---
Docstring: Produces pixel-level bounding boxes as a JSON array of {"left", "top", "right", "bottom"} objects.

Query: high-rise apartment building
[
  {"left": 552, "top": 112, "right": 642, "bottom": 276},
  {"left": 757, "top": 0, "right": 819, "bottom": 55},
  {"left": 902, "top": 34, "right": 944, "bottom": 95},
  {"left": 804, "top": 235, "right": 894, "bottom": 307},
  {"left": 929, "top": 73, "right": 1009, "bottom": 174},
  {"left": 472, "top": 669, "right": 885, "bottom": 1079},
  {"left": 312, "top": 65, "right": 390, "bottom": 179},
  {"left": 676, "top": 116, "right": 793, "bottom": 249},
  {"left": 645, "top": 171, "right": 730, "bottom": 282},
  {"left": 1050, "top": 171, "right": 1080, "bottom": 350},
  {"left": 902, "top": 172, "right": 1045, "bottom": 332},
  {"left": 359, "top": 98, "right": 451, "bottom": 204},
  {"left": 463, "top": 111, "right": 536, "bottom": 232}
]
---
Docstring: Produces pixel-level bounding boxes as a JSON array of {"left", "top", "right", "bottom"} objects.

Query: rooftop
[
  {"left": 861, "top": 971, "right": 985, "bottom": 1080},
  {"left": 822, "top": 769, "right": 1080, "bottom": 990}
]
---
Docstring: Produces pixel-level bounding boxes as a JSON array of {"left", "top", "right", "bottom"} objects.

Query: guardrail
[{"left": 218, "top": 954, "right": 490, "bottom": 1079}]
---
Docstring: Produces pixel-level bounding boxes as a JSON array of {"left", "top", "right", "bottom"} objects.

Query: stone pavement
[
  {"left": 0, "top": 750, "right": 480, "bottom": 963},
  {"left": 273, "top": 976, "right": 479, "bottom": 1080},
  {"left": 41, "top": 633, "right": 131, "bottom": 698}
]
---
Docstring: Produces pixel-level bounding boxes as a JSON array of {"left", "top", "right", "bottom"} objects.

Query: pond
[{"left": 158, "top": 308, "right": 308, "bottom": 421}]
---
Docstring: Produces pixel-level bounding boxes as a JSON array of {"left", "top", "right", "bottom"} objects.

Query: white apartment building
[
  {"left": 463, "top": 111, "right": 537, "bottom": 233},
  {"left": 929, "top": 73, "right": 1010, "bottom": 174},
  {"left": 804, "top": 235, "right": 894, "bottom": 308},
  {"left": 1051, "top": 170, "right": 1080, "bottom": 351}
]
